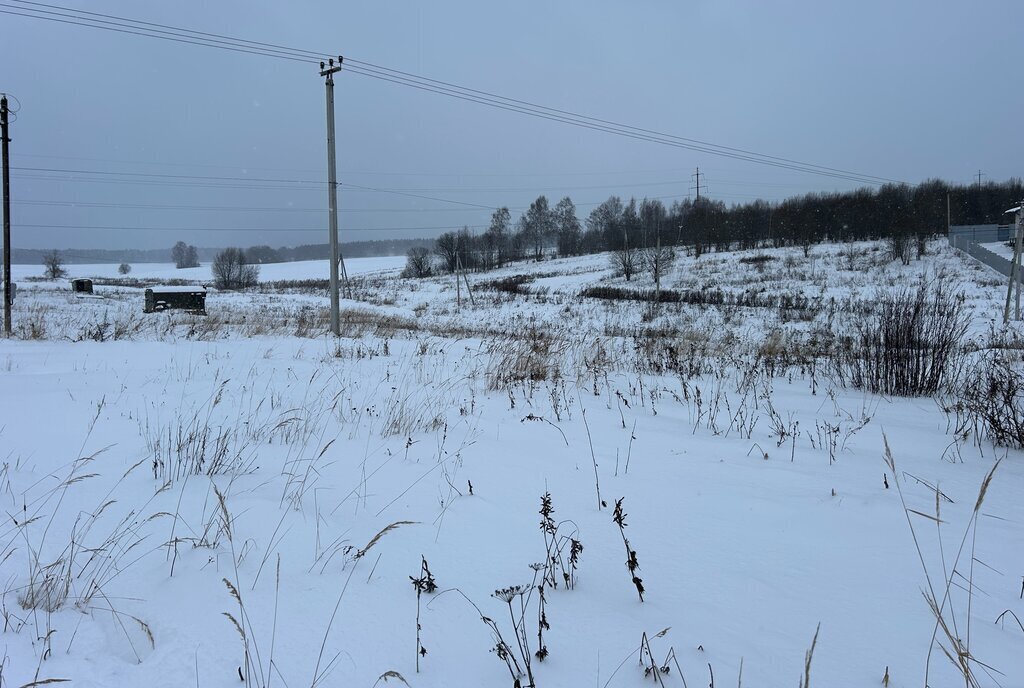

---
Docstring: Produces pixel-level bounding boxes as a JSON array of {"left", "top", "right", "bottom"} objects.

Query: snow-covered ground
[
  {"left": 1, "top": 240, "right": 1022, "bottom": 688},
  {"left": 980, "top": 241, "right": 1016, "bottom": 262}
]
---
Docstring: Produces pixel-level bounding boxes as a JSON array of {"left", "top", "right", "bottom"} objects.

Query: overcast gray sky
[{"left": 1, "top": 0, "right": 1021, "bottom": 250}]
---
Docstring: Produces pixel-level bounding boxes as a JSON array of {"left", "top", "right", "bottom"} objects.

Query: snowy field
[
  {"left": 9, "top": 255, "right": 407, "bottom": 285},
  {"left": 1, "top": 240, "right": 1022, "bottom": 688}
]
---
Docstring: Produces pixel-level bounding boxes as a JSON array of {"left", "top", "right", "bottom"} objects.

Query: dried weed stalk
[{"left": 613, "top": 498, "right": 645, "bottom": 602}]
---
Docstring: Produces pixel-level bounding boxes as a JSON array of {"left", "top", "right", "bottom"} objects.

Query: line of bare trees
[{"left": 402, "top": 178, "right": 1024, "bottom": 280}]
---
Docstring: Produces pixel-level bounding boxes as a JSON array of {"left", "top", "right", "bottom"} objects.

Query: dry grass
[
  {"left": 884, "top": 436, "right": 1003, "bottom": 687},
  {"left": 355, "top": 521, "right": 417, "bottom": 560}
]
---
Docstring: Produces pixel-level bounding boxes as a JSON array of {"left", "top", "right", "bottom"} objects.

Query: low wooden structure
[
  {"left": 143, "top": 285, "right": 207, "bottom": 314},
  {"left": 70, "top": 278, "right": 94, "bottom": 294}
]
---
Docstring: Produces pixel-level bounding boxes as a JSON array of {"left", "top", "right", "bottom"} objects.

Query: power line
[
  {"left": 7, "top": 0, "right": 328, "bottom": 59},
  {"left": 2, "top": 152, "right": 591, "bottom": 178},
  {"left": 16, "top": 164, "right": 712, "bottom": 213},
  {"left": 12, "top": 166, "right": 500, "bottom": 209},
  {"left": 12, "top": 163, "right": 704, "bottom": 194},
  {"left": 3, "top": 0, "right": 901, "bottom": 187},
  {"left": 11, "top": 167, "right": 789, "bottom": 219},
  {"left": 340, "top": 63, "right": 893, "bottom": 185},
  {"left": 342, "top": 57, "right": 900, "bottom": 185},
  {"left": 12, "top": 199, "right": 488, "bottom": 213},
  {"left": 0, "top": 4, "right": 316, "bottom": 63},
  {"left": 11, "top": 152, "right": 755, "bottom": 180},
  {"left": 16, "top": 222, "right": 486, "bottom": 232},
  {"left": 13, "top": 152, "right": 831, "bottom": 195},
  {"left": 12, "top": 165, "right": 324, "bottom": 186}
]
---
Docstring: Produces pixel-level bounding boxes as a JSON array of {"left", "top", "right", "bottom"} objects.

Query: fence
[{"left": 948, "top": 224, "right": 1023, "bottom": 284}]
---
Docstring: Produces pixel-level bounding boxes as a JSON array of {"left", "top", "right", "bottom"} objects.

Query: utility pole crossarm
[{"left": 320, "top": 63, "right": 343, "bottom": 78}]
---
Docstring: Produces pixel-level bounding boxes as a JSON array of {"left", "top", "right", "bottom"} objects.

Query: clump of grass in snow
[
  {"left": 639, "top": 629, "right": 684, "bottom": 687},
  {"left": 600, "top": 627, "right": 685, "bottom": 688},
  {"left": 799, "top": 623, "right": 821, "bottom": 688},
  {"left": 834, "top": 281, "right": 970, "bottom": 397},
  {"left": 485, "top": 330, "right": 564, "bottom": 392},
  {"left": 941, "top": 349, "right": 1024, "bottom": 450},
  {"left": 3, "top": 441, "right": 161, "bottom": 677},
  {"left": 884, "top": 435, "right": 1002, "bottom": 687}
]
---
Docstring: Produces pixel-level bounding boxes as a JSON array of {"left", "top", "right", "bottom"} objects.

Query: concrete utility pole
[
  {"left": 1014, "top": 203, "right": 1023, "bottom": 321},
  {"left": 1003, "top": 201, "right": 1023, "bottom": 324},
  {"left": 320, "top": 57, "right": 347, "bottom": 336},
  {"left": 1, "top": 95, "right": 11, "bottom": 337},
  {"left": 654, "top": 231, "right": 662, "bottom": 303},
  {"left": 692, "top": 166, "right": 702, "bottom": 200},
  {"left": 946, "top": 192, "right": 950, "bottom": 234}
]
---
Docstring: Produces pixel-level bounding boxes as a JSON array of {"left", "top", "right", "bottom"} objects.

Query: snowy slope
[{"left": 0, "top": 240, "right": 1022, "bottom": 688}]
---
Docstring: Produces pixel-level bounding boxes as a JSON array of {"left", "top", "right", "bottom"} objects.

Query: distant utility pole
[
  {"left": 946, "top": 192, "right": 950, "bottom": 234},
  {"left": 692, "top": 166, "right": 703, "bottom": 200},
  {"left": 976, "top": 169, "right": 985, "bottom": 186},
  {"left": 320, "top": 56, "right": 348, "bottom": 337},
  {"left": 1, "top": 95, "right": 11, "bottom": 337},
  {"left": 1004, "top": 201, "right": 1023, "bottom": 324}
]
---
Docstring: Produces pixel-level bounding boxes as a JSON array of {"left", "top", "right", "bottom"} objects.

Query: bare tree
[
  {"left": 484, "top": 207, "right": 512, "bottom": 268},
  {"left": 888, "top": 230, "right": 912, "bottom": 266},
  {"left": 639, "top": 198, "right": 667, "bottom": 249},
  {"left": 643, "top": 243, "right": 675, "bottom": 295},
  {"left": 434, "top": 231, "right": 464, "bottom": 274},
  {"left": 610, "top": 199, "right": 641, "bottom": 281},
  {"left": 118, "top": 262, "right": 132, "bottom": 275},
  {"left": 212, "top": 247, "right": 259, "bottom": 289},
  {"left": 586, "top": 196, "right": 624, "bottom": 251},
  {"left": 402, "top": 246, "right": 433, "bottom": 278},
  {"left": 172, "top": 241, "right": 199, "bottom": 269},
  {"left": 610, "top": 249, "right": 639, "bottom": 281},
  {"left": 42, "top": 250, "right": 67, "bottom": 279},
  {"left": 521, "top": 195, "right": 554, "bottom": 261},
  {"left": 553, "top": 197, "right": 581, "bottom": 257}
]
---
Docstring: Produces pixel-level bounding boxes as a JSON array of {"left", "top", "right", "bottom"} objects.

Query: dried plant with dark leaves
[
  {"left": 410, "top": 556, "right": 437, "bottom": 672},
  {"left": 490, "top": 583, "right": 537, "bottom": 687},
  {"left": 538, "top": 492, "right": 583, "bottom": 591},
  {"left": 538, "top": 492, "right": 560, "bottom": 589},
  {"left": 534, "top": 575, "right": 550, "bottom": 663},
  {"left": 566, "top": 537, "right": 583, "bottom": 590},
  {"left": 613, "top": 497, "right": 645, "bottom": 602}
]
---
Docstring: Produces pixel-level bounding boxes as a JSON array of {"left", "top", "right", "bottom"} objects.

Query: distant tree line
[
  {"left": 406, "top": 179, "right": 1024, "bottom": 278},
  {"left": 9, "top": 178, "right": 1023, "bottom": 271},
  {"left": 204, "top": 238, "right": 432, "bottom": 265},
  {"left": 7, "top": 237, "right": 427, "bottom": 266}
]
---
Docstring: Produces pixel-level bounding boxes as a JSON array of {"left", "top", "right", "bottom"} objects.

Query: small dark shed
[
  {"left": 144, "top": 285, "right": 207, "bottom": 314},
  {"left": 70, "top": 278, "right": 94, "bottom": 294}
]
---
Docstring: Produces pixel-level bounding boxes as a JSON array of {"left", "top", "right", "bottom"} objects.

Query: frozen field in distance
[{"left": 9, "top": 254, "right": 407, "bottom": 285}]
